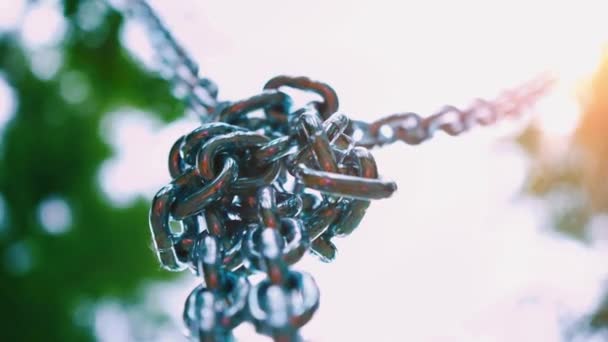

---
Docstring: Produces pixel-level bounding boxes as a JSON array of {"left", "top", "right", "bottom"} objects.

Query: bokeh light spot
[
  {"left": 536, "top": 84, "right": 583, "bottom": 137},
  {"left": 30, "top": 48, "right": 63, "bottom": 80},
  {"left": 94, "top": 302, "right": 131, "bottom": 341},
  {"left": 4, "top": 241, "right": 33, "bottom": 275},
  {"left": 0, "top": 74, "right": 16, "bottom": 134},
  {"left": 0, "top": 193, "right": 7, "bottom": 235},
  {"left": 0, "top": 0, "right": 26, "bottom": 31},
  {"left": 37, "top": 196, "right": 73, "bottom": 235},
  {"left": 77, "top": 0, "right": 108, "bottom": 31},
  {"left": 20, "top": 1, "right": 67, "bottom": 49},
  {"left": 60, "top": 70, "right": 91, "bottom": 104}
]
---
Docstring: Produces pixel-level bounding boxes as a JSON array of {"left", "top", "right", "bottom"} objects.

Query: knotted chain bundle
[
  {"left": 151, "top": 76, "right": 400, "bottom": 341},
  {"left": 150, "top": 75, "right": 552, "bottom": 341},
  {"left": 129, "top": 1, "right": 554, "bottom": 340}
]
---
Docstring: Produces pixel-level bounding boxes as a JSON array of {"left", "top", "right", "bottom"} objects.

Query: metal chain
[
  {"left": 127, "top": 0, "right": 219, "bottom": 120},
  {"left": 350, "top": 73, "right": 555, "bottom": 148},
  {"left": 151, "top": 75, "right": 397, "bottom": 341},
  {"left": 128, "top": 2, "right": 555, "bottom": 341}
]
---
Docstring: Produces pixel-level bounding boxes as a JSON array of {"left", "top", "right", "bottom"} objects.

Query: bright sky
[{"left": 2, "top": 0, "right": 608, "bottom": 341}]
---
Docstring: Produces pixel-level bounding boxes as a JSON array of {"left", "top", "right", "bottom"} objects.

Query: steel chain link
[{"left": 128, "top": 1, "right": 555, "bottom": 341}]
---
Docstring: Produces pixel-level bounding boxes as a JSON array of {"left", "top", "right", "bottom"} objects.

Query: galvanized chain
[
  {"left": 151, "top": 75, "right": 397, "bottom": 341},
  {"left": 128, "top": 2, "right": 555, "bottom": 341},
  {"left": 127, "top": 0, "right": 219, "bottom": 120}
]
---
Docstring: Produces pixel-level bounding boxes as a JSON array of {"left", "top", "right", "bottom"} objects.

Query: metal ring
[
  {"left": 425, "top": 105, "right": 467, "bottom": 136},
  {"left": 243, "top": 219, "right": 309, "bottom": 271},
  {"left": 149, "top": 184, "right": 185, "bottom": 271},
  {"left": 168, "top": 123, "right": 245, "bottom": 178},
  {"left": 328, "top": 147, "right": 377, "bottom": 237},
  {"left": 194, "top": 233, "right": 224, "bottom": 290},
  {"left": 290, "top": 112, "right": 349, "bottom": 171},
  {"left": 150, "top": 158, "right": 241, "bottom": 270},
  {"left": 247, "top": 270, "right": 320, "bottom": 337},
  {"left": 470, "top": 98, "right": 498, "bottom": 126},
  {"left": 323, "top": 112, "right": 350, "bottom": 142},
  {"left": 173, "top": 215, "right": 201, "bottom": 269},
  {"left": 264, "top": 75, "right": 339, "bottom": 120},
  {"left": 296, "top": 111, "right": 339, "bottom": 173},
  {"left": 170, "top": 157, "right": 238, "bottom": 220},
  {"left": 197, "top": 131, "right": 281, "bottom": 191},
  {"left": 183, "top": 272, "right": 249, "bottom": 338},
  {"left": 371, "top": 112, "right": 427, "bottom": 145},
  {"left": 218, "top": 90, "right": 291, "bottom": 124}
]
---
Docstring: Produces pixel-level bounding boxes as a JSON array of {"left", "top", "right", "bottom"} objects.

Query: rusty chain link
[{"left": 128, "top": 1, "right": 555, "bottom": 341}]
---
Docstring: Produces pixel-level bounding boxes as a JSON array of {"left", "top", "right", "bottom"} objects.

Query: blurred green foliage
[{"left": 0, "top": 1, "right": 184, "bottom": 340}]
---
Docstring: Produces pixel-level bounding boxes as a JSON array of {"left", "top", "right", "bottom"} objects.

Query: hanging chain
[
  {"left": 128, "top": 0, "right": 219, "bottom": 119},
  {"left": 127, "top": 2, "right": 555, "bottom": 341}
]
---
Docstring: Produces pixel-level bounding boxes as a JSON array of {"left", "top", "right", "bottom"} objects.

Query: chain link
[{"left": 129, "top": 2, "right": 555, "bottom": 341}]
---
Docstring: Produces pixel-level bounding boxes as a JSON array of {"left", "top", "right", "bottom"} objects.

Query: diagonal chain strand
[
  {"left": 350, "top": 72, "right": 556, "bottom": 148},
  {"left": 127, "top": 0, "right": 219, "bottom": 120},
  {"left": 125, "top": 2, "right": 557, "bottom": 342}
]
